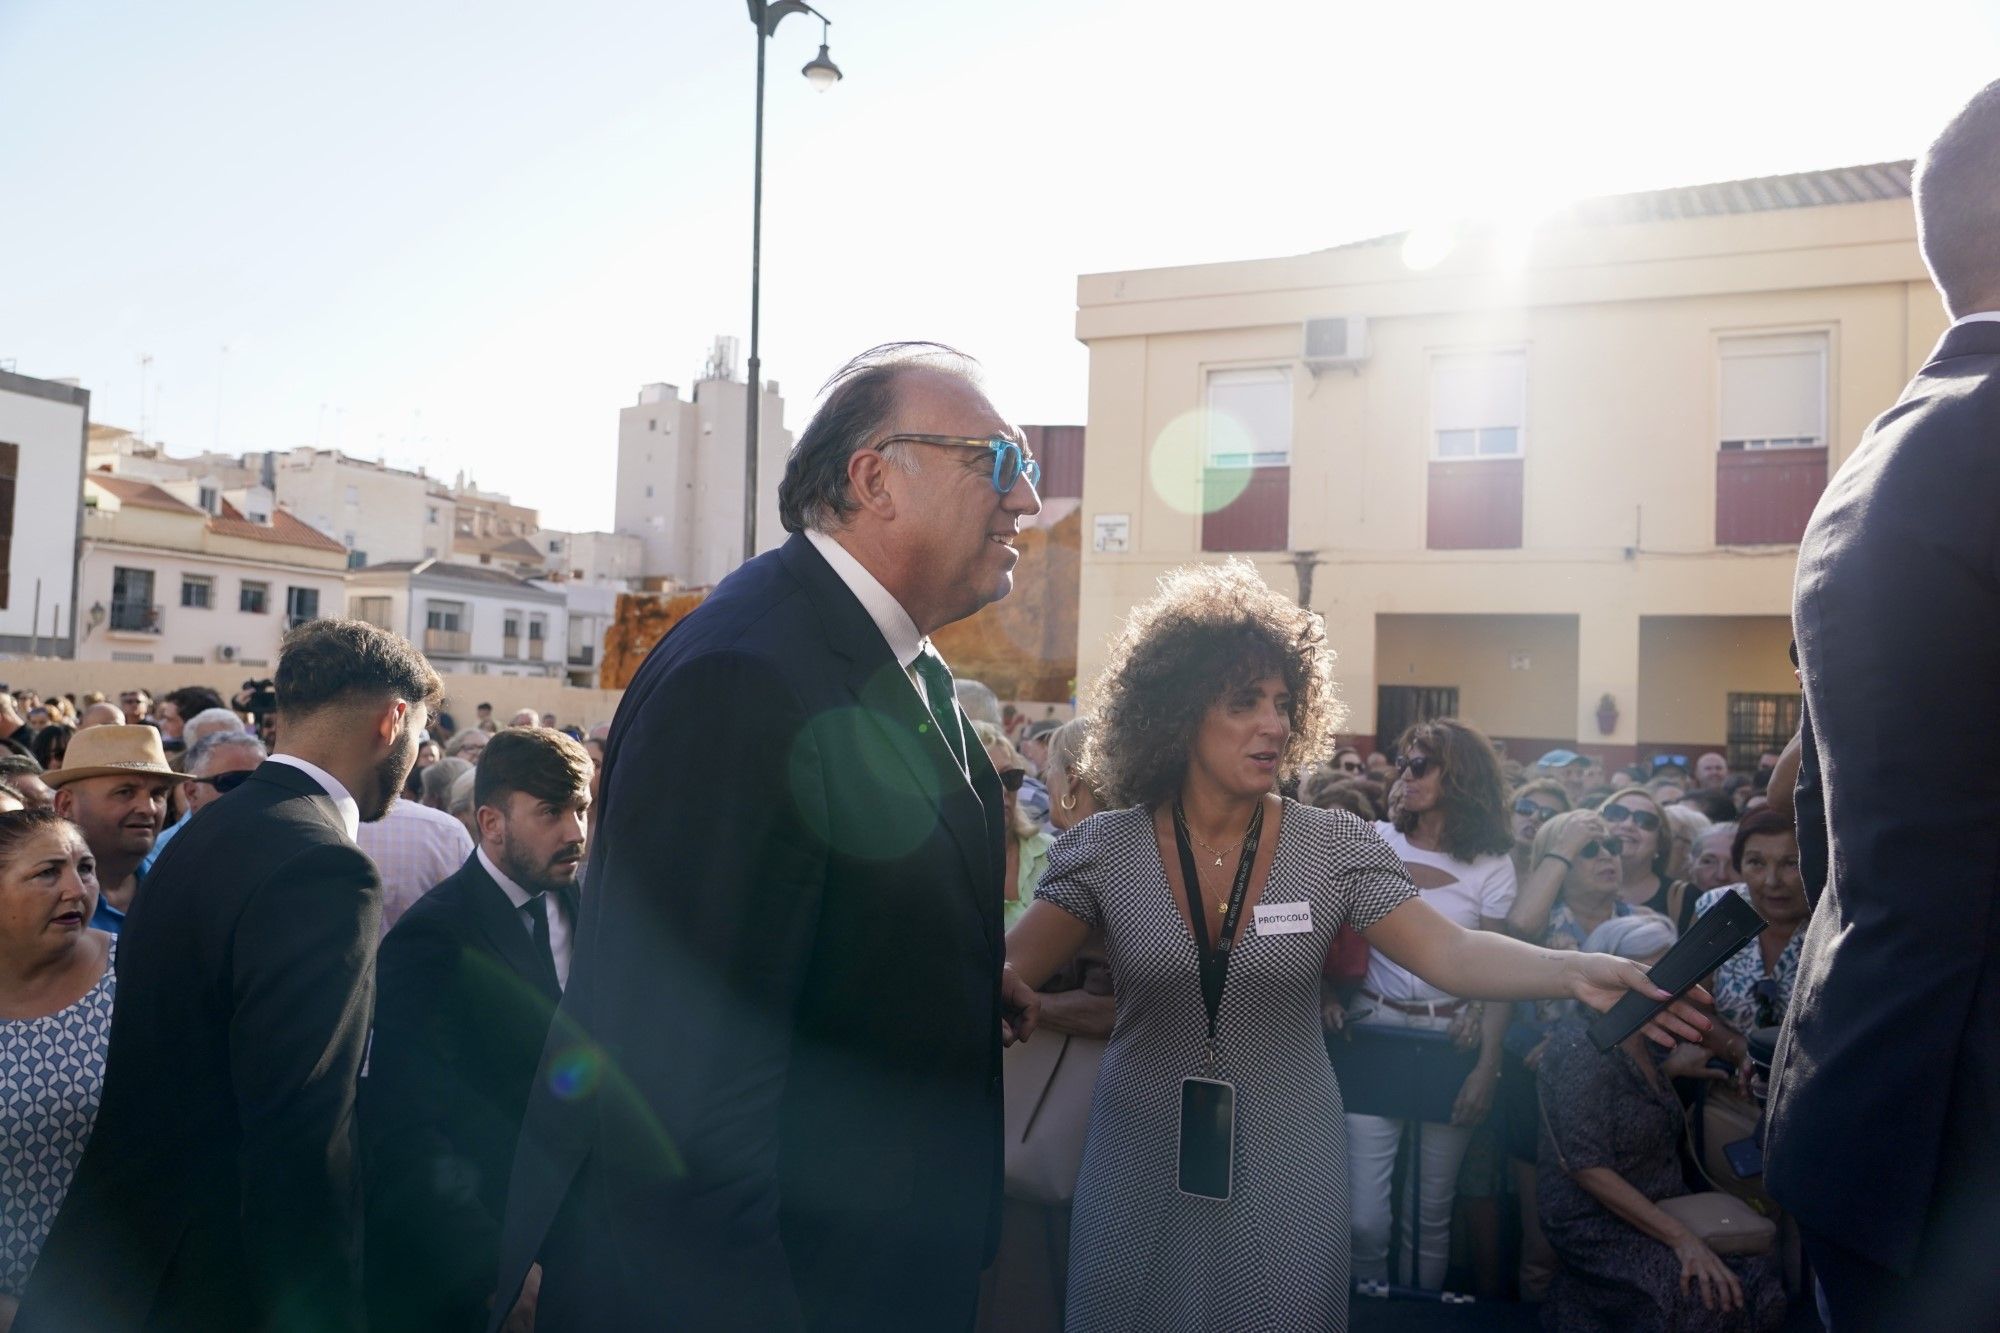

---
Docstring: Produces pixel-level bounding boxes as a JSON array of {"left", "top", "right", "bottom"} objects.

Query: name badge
[{"left": 1253, "top": 902, "right": 1313, "bottom": 935}]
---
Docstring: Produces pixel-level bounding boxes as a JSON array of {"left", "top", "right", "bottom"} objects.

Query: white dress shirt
[
  {"left": 1950, "top": 310, "right": 2000, "bottom": 328},
  {"left": 477, "top": 846, "right": 573, "bottom": 991},
  {"left": 804, "top": 527, "right": 931, "bottom": 705},
  {"left": 355, "top": 800, "right": 475, "bottom": 937},
  {"left": 265, "top": 752, "right": 361, "bottom": 840}
]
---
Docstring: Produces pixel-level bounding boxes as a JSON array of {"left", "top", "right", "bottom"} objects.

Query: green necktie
[{"left": 912, "top": 647, "right": 968, "bottom": 771}]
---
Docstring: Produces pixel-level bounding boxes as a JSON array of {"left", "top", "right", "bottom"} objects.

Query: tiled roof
[
  {"left": 209, "top": 502, "right": 348, "bottom": 554},
  {"left": 355, "top": 559, "right": 554, "bottom": 592},
  {"left": 1329, "top": 160, "right": 1914, "bottom": 251},
  {"left": 87, "top": 473, "right": 204, "bottom": 515}
]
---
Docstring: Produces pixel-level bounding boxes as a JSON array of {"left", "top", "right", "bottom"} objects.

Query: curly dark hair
[
  {"left": 1390, "top": 718, "right": 1515, "bottom": 862},
  {"left": 1081, "top": 561, "right": 1339, "bottom": 810}
]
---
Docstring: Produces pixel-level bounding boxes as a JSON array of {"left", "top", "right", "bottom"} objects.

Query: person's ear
[
  {"left": 373, "top": 700, "right": 408, "bottom": 751},
  {"left": 846, "top": 447, "right": 902, "bottom": 521},
  {"left": 475, "top": 802, "right": 503, "bottom": 846},
  {"left": 52, "top": 787, "right": 75, "bottom": 819}
]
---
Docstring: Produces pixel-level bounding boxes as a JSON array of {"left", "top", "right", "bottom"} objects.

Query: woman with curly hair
[
  {"left": 1005, "top": 562, "right": 1707, "bottom": 1333},
  {"left": 1343, "top": 718, "right": 1519, "bottom": 1291}
]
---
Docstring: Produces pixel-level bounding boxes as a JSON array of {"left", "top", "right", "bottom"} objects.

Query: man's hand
[
  {"left": 1661, "top": 1043, "right": 1730, "bottom": 1083},
  {"left": 999, "top": 964, "right": 1040, "bottom": 1046},
  {"left": 498, "top": 1262, "right": 541, "bottom": 1333},
  {"left": 1451, "top": 1061, "right": 1500, "bottom": 1127},
  {"left": 1565, "top": 952, "right": 1712, "bottom": 1047}
]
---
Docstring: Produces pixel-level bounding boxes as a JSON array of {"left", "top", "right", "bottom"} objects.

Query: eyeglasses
[
  {"left": 1337, "top": 760, "right": 1364, "bottom": 774},
  {"left": 999, "top": 768, "right": 1027, "bottom": 792},
  {"left": 1512, "top": 798, "right": 1560, "bottom": 821},
  {"left": 1578, "top": 837, "right": 1625, "bottom": 859},
  {"left": 1396, "top": 755, "right": 1434, "bottom": 779},
  {"left": 189, "top": 770, "right": 254, "bottom": 794},
  {"left": 1600, "top": 803, "right": 1662, "bottom": 832},
  {"left": 877, "top": 434, "right": 1041, "bottom": 494}
]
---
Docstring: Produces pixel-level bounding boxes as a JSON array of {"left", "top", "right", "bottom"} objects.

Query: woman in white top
[{"left": 1340, "top": 718, "right": 1519, "bottom": 1290}]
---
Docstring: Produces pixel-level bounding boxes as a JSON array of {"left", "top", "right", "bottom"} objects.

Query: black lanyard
[{"left": 1171, "top": 798, "right": 1266, "bottom": 1045}]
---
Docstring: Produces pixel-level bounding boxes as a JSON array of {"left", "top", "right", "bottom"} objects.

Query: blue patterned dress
[
  {"left": 1036, "top": 802, "right": 1415, "bottom": 1332},
  {"left": 1, "top": 940, "right": 116, "bottom": 1298}
]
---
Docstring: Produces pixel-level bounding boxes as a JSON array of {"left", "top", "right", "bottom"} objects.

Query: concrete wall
[
  {"left": 1073, "top": 192, "right": 1947, "bottom": 754},
  {"left": 0, "top": 374, "right": 87, "bottom": 651},
  {"left": 1374, "top": 614, "right": 1579, "bottom": 743},
  {"left": 0, "top": 657, "right": 625, "bottom": 733},
  {"left": 1637, "top": 615, "right": 1796, "bottom": 747}
]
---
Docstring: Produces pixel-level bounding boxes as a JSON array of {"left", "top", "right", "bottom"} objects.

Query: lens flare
[
  {"left": 547, "top": 1045, "right": 603, "bottom": 1101},
  {"left": 1148, "top": 410, "right": 1252, "bottom": 517}
]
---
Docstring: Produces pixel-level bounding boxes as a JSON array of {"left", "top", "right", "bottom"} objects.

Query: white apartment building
[
  {"left": 77, "top": 475, "right": 348, "bottom": 668},
  {"left": 534, "top": 528, "right": 643, "bottom": 588},
  {"left": 348, "top": 559, "right": 568, "bottom": 679},
  {"left": 266, "top": 448, "right": 455, "bottom": 568},
  {"left": 0, "top": 369, "right": 88, "bottom": 654},
  {"left": 614, "top": 351, "right": 792, "bottom": 588}
]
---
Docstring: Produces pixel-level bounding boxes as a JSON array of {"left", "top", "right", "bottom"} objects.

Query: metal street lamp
[{"left": 744, "top": 0, "right": 841, "bottom": 564}]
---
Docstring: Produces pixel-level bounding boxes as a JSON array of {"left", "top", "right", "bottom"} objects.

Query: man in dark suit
[
  {"left": 18, "top": 619, "right": 441, "bottom": 1332},
  {"left": 1767, "top": 81, "right": 2000, "bottom": 1331},
  {"left": 362, "top": 726, "right": 592, "bottom": 1332},
  {"left": 493, "top": 343, "right": 1045, "bottom": 1332}
]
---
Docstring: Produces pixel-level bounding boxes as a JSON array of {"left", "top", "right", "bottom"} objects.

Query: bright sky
[{"left": 4, "top": 0, "right": 1996, "bottom": 531}]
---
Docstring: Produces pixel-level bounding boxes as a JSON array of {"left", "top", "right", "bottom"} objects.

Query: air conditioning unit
[
  {"left": 216, "top": 644, "right": 239, "bottom": 662},
  {"left": 1303, "top": 316, "right": 1369, "bottom": 370}
]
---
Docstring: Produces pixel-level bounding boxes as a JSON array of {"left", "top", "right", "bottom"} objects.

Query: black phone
[
  {"left": 1588, "top": 892, "right": 1767, "bottom": 1051},
  {"left": 1723, "top": 1136, "right": 1764, "bottom": 1179},
  {"left": 1177, "top": 1076, "right": 1236, "bottom": 1200}
]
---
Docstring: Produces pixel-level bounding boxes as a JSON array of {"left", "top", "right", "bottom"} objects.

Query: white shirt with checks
[{"left": 355, "top": 799, "right": 475, "bottom": 937}]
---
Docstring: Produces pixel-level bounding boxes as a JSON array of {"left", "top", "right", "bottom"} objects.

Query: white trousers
[{"left": 1345, "top": 1009, "right": 1474, "bottom": 1290}]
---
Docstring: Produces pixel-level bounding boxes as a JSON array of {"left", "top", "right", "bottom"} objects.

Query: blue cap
[{"left": 1536, "top": 749, "right": 1589, "bottom": 768}]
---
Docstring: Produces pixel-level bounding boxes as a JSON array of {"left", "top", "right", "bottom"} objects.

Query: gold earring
[{"left": 1060, "top": 792, "right": 1076, "bottom": 811}]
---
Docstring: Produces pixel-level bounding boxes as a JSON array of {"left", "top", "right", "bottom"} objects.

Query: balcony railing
[
  {"left": 568, "top": 644, "right": 595, "bottom": 667},
  {"left": 502, "top": 635, "right": 520, "bottom": 659},
  {"left": 108, "top": 602, "right": 161, "bottom": 633},
  {"left": 527, "top": 639, "right": 545, "bottom": 661},
  {"left": 424, "top": 627, "right": 471, "bottom": 655}
]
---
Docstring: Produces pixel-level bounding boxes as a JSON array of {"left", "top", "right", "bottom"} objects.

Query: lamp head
[{"left": 802, "top": 43, "right": 842, "bottom": 90}]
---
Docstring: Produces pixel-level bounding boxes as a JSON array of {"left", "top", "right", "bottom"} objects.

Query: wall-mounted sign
[{"left": 1093, "top": 513, "right": 1131, "bottom": 554}]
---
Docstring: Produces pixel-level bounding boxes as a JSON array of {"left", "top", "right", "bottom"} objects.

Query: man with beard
[
  {"left": 360, "top": 727, "right": 591, "bottom": 1333},
  {"left": 44, "top": 724, "right": 178, "bottom": 933},
  {"left": 18, "top": 620, "right": 441, "bottom": 1333}
]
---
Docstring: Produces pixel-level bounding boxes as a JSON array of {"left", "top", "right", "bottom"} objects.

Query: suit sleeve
[
  {"left": 574, "top": 649, "right": 828, "bottom": 1329},
  {"left": 230, "top": 839, "right": 381, "bottom": 1333},
  {"left": 360, "top": 912, "right": 501, "bottom": 1317}
]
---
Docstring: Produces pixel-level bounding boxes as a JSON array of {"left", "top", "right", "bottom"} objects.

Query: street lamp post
[{"left": 744, "top": 0, "right": 841, "bottom": 564}]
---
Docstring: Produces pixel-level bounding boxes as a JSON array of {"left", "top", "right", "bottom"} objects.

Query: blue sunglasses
[{"left": 877, "top": 433, "right": 1041, "bottom": 494}]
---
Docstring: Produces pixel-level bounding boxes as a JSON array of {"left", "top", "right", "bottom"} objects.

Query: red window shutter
[
  {"left": 1715, "top": 447, "right": 1827, "bottom": 546},
  {"left": 1427, "top": 458, "right": 1524, "bottom": 550},
  {"left": 1201, "top": 467, "right": 1290, "bottom": 552}
]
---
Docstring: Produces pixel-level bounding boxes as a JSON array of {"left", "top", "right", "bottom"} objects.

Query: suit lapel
[
  {"left": 460, "top": 855, "right": 562, "bottom": 1004},
  {"left": 245, "top": 760, "right": 352, "bottom": 842},
  {"left": 781, "top": 536, "right": 1004, "bottom": 948}
]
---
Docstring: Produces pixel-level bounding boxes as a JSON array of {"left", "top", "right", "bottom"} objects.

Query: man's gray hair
[
  {"left": 185, "top": 729, "right": 267, "bottom": 775},
  {"left": 776, "top": 342, "right": 978, "bottom": 534},
  {"left": 183, "top": 707, "right": 248, "bottom": 749},
  {"left": 421, "top": 756, "right": 471, "bottom": 809},
  {"left": 1582, "top": 914, "right": 1678, "bottom": 963},
  {"left": 448, "top": 768, "right": 478, "bottom": 816},
  {"left": 953, "top": 678, "right": 1003, "bottom": 728},
  {"left": 1916, "top": 79, "right": 2000, "bottom": 316}
]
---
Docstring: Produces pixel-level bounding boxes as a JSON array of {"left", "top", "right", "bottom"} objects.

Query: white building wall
[
  {"left": 271, "top": 449, "right": 431, "bottom": 565},
  {"left": 77, "top": 542, "right": 345, "bottom": 669},
  {"left": 614, "top": 376, "right": 790, "bottom": 587},
  {"left": 0, "top": 375, "right": 87, "bottom": 651},
  {"left": 390, "top": 575, "right": 568, "bottom": 679}
]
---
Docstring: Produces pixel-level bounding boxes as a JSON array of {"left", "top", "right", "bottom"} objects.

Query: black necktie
[
  {"left": 524, "top": 894, "right": 559, "bottom": 991},
  {"left": 912, "top": 647, "right": 967, "bottom": 771}
]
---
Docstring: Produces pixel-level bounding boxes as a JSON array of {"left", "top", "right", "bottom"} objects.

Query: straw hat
[{"left": 43, "top": 725, "right": 179, "bottom": 788}]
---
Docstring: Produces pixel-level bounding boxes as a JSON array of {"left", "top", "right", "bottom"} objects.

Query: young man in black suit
[
  {"left": 1767, "top": 81, "right": 2000, "bottom": 1331},
  {"left": 362, "top": 726, "right": 591, "bottom": 1333},
  {"left": 18, "top": 620, "right": 440, "bottom": 1333},
  {"left": 493, "top": 344, "right": 1045, "bottom": 1332}
]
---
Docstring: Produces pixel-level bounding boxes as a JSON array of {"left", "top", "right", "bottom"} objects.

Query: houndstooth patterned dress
[
  {"left": 1037, "top": 802, "right": 1415, "bottom": 1332},
  {"left": 1, "top": 938, "right": 116, "bottom": 1299}
]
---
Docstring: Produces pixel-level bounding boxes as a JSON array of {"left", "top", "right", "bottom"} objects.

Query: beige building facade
[{"left": 1073, "top": 163, "right": 1943, "bottom": 767}]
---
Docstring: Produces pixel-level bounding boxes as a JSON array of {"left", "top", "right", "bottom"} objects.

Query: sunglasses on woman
[
  {"left": 1578, "top": 837, "right": 1625, "bottom": 859},
  {"left": 1000, "top": 768, "right": 1027, "bottom": 792},
  {"left": 1512, "top": 798, "right": 1559, "bottom": 820},
  {"left": 876, "top": 433, "right": 1042, "bottom": 494},
  {"left": 1396, "top": 755, "right": 1435, "bottom": 779},
  {"left": 1600, "top": 803, "right": 1662, "bottom": 832},
  {"left": 189, "top": 770, "right": 255, "bottom": 794}
]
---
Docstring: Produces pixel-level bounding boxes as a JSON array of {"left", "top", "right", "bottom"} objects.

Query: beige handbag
[
  {"left": 1657, "top": 1192, "right": 1777, "bottom": 1256},
  {"left": 1538, "top": 1068, "right": 1776, "bottom": 1258},
  {"left": 1001, "top": 1030, "right": 1105, "bottom": 1205}
]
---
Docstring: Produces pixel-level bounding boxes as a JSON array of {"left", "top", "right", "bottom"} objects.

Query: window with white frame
[
  {"left": 180, "top": 575, "right": 213, "bottom": 609},
  {"left": 1719, "top": 332, "right": 1827, "bottom": 451},
  {"left": 426, "top": 600, "right": 464, "bottom": 633},
  {"left": 1431, "top": 350, "right": 1526, "bottom": 458},
  {"left": 1204, "top": 368, "right": 1292, "bottom": 468}
]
